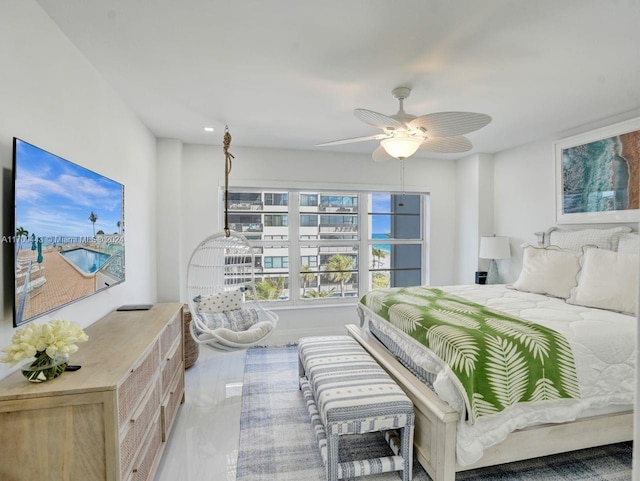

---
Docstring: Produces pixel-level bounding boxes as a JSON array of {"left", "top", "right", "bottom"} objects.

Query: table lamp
[{"left": 479, "top": 236, "right": 511, "bottom": 284}]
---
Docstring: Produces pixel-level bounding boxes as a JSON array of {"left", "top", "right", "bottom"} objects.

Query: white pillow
[
  {"left": 615, "top": 233, "right": 639, "bottom": 254},
  {"left": 196, "top": 290, "right": 243, "bottom": 313},
  {"left": 512, "top": 245, "right": 581, "bottom": 298},
  {"left": 567, "top": 247, "right": 638, "bottom": 315},
  {"left": 214, "top": 321, "right": 274, "bottom": 343},
  {"left": 546, "top": 226, "right": 631, "bottom": 251}
]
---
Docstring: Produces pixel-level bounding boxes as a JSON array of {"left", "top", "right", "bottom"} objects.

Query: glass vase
[{"left": 21, "top": 351, "right": 69, "bottom": 383}]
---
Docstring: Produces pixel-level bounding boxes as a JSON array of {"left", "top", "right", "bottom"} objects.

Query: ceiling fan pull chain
[
  {"left": 399, "top": 158, "right": 406, "bottom": 207},
  {"left": 222, "top": 126, "right": 235, "bottom": 237}
]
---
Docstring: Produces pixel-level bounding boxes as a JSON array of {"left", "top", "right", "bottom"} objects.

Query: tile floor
[{"left": 154, "top": 347, "right": 247, "bottom": 481}]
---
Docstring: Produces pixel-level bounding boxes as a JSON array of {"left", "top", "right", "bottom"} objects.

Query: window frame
[{"left": 221, "top": 187, "right": 428, "bottom": 307}]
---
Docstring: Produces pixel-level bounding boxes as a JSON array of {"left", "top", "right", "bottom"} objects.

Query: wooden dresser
[{"left": 0, "top": 303, "right": 185, "bottom": 481}]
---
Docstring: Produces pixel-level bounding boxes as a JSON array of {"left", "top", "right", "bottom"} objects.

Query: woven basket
[{"left": 183, "top": 304, "right": 199, "bottom": 369}]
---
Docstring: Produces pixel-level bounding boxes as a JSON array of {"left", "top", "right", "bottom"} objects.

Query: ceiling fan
[{"left": 317, "top": 87, "right": 492, "bottom": 161}]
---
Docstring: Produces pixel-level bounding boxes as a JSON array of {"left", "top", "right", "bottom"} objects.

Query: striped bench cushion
[{"left": 298, "top": 336, "right": 413, "bottom": 435}]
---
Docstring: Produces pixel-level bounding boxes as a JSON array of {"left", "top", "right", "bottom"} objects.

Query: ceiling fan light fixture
[
  {"left": 380, "top": 135, "right": 422, "bottom": 159},
  {"left": 317, "top": 87, "right": 491, "bottom": 156}
]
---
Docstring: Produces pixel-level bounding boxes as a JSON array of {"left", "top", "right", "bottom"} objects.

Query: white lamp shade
[
  {"left": 380, "top": 135, "right": 422, "bottom": 159},
  {"left": 479, "top": 236, "right": 511, "bottom": 260}
]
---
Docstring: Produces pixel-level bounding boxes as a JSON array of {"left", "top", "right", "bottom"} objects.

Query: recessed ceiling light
[{"left": 204, "top": 126, "right": 214, "bottom": 132}]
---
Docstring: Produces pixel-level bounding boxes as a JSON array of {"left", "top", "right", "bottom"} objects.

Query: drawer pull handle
[
  {"left": 132, "top": 468, "right": 138, "bottom": 473},
  {"left": 130, "top": 418, "right": 136, "bottom": 424}
]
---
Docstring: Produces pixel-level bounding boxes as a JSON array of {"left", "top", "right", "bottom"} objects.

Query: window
[
  {"left": 369, "top": 193, "right": 423, "bottom": 288},
  {"left": 227, "top": 192, "right": 262, "bottom": 210},
  {"left": 301, "top": 255, "right": 318, "bottom": 267},
  {"left": 264, "top": 256, "right": 289, "bottom": 269},
  {"left": 264, "top": 214, "right": 288, "bottom": 227},
  {"left": 300, "top": 194, "right": 318, "bottom": 206},
  {"left": 227, "top": 189, "right": 427, "bottom": 304},
  {"left": 264, "top": 193, "right": 288, "bottom": 206},
  {"left": 300, "top": 214, "right": 318, "bottom": 227}
]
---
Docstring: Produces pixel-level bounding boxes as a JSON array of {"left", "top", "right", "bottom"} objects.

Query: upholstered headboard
[{"left": 535, "top": 226, "right": 637, "bottom": 252}]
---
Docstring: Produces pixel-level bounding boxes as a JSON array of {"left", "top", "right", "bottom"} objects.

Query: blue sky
[
  {"left": 14, "top": 139, "right": 124, "bottom": 241},
  {"left": 371, "top": 193, "right": 390, "bottom": 236}
]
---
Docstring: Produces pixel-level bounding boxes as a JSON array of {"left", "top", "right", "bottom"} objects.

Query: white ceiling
[{"left": 36, "top": 0, "right": 640, "bottom": 159}]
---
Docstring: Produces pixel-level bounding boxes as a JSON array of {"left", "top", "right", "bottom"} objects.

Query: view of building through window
[{"left": 226, "top": 190, "right": 427, "bottom": 304}]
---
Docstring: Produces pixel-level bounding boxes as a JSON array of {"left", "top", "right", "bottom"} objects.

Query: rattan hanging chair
[
  {"left": 186, "top": 127, "right": 277, "bottom": 351},
  {"left": 187, "top": 230, "right": 278, "bottom": 351}
]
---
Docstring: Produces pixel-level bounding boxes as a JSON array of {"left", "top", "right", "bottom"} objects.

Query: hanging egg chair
[
  {"left": 186, "top": 127, "right": 278, "bottom": 351},
  {"left": 187, "top": 231, "right": 278, "bottom": 351}
]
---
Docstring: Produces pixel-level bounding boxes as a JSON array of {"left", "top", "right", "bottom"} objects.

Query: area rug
[{"left": 236, "top": 345, "right": 632, "bottom": 481}]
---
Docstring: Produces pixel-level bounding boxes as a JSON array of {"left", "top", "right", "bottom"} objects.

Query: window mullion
[
  {"left": 358, "top": 193, "right": 369, "bottom": 298},
  {"left": 289, "top": 192, "right": 301, "bottom": 303},
  {"left": 422, "top": 194, "right": 429, "bottom": 285}
]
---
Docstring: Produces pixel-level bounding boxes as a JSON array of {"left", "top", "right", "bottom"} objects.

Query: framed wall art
[{"left": 555, "top": 117, "right": 640, "bottom": 224}]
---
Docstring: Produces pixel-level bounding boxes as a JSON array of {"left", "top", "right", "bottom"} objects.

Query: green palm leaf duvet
[{"left": 360, "top": 286, "right": 580, "bottom": 423}]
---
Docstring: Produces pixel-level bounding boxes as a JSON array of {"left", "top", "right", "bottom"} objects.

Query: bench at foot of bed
[{"left": 298, "top": 335, "right": 415, "bottom": 481}]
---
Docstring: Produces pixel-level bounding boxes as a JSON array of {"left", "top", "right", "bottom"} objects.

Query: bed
[{"left": 347, "top": 226, "right": 637, "bottom": 481}]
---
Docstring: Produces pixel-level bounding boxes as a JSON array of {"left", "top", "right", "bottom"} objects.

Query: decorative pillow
[
  {"left": 511, "top": 245, "right": 581, "bottom": 298},
  {"left": 615, "top": 233, "right": 639, "bottom": 254},
  {"left": 546, "top": 226, "right": 631, "bottom": 251},
  {"left": 567, "top": 247, "right": 638, "bottom": 315},
  {"left": 195, "top": 290, "right": 243, "bottom": 313}
]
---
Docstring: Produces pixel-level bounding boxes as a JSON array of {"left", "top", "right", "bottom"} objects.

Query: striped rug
[{"left": 236, "top": 345, "right": 632, "bottom": 481}]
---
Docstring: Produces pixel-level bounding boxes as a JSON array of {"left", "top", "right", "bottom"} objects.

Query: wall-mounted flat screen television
[{"left": 12, "top": 138, "right": 125, "bottom": 326}]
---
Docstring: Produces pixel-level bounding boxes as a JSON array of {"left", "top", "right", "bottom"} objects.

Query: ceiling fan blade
[
  {"left": 316, "top": 133, "right": 389, "bottom": 147},
  {"left": 354, "top": 109, "right": 405, "bottom": 129},
  {"left": 372, "top": 145, "right": 393, "bottom": 162},
  {"left": 419, "top": 135, "right": 472, "bottom": 153},
  {"left": 409, "top": 112, "right": 491, "bottom": 137}
]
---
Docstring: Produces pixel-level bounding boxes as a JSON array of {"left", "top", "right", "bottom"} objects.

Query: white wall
[
  {"left": 454, "top": 153, "right": 495, "bottom": 284},
  {"left": 493, "top": 140, "right": 557, "bottom": 282},
  {"left": 0, "top": 1, "right": 157, "bottom": 379},
  {"left": 156, "top": 139, "right": 183, "bottom": 302},
  {"left": 156, "top": 142, "right": 457, "bottom": 344}
]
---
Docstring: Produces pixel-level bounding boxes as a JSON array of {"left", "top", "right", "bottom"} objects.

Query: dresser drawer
[
  {"left": 118, "top": 341, "right": 160, "bottom": 429},
  {"left": 159, "top": 310, "right": 181, "bottom": 360},
  {"left": 161, "top": 367, "right": 184, "bottom": 442},
  {"left": 127, "top": 411, "right": 163, "bottom": 481},
  {"left": 120, "top": 379, "right": 161, "bottom": 480},
  {"left": 161, "top": 337, "right": 183, "bottom": 398}
]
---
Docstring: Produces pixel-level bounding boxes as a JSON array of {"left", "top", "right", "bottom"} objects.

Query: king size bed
[{"left": 346, "top": 227, "right": 637, "bottom": 481}]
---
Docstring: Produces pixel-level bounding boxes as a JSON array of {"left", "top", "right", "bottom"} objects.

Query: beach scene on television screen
[
  {"left": 562, "top": 130, "right": 640, "bottom": 214},
  {"left": 14, "top": 140, "right": 125, "bottom": 326}
]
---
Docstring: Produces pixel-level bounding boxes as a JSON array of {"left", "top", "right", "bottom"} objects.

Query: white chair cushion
[
  {"left": 199, "top": 308, "right": 258, "bottom": 331},
  {"left": 214, "top": 321, "right": 274, "bottom": 343}
]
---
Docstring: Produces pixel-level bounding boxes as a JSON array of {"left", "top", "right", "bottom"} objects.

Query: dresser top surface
[{"left": 0, "top": 303, "right": 182, "bottom": 401}]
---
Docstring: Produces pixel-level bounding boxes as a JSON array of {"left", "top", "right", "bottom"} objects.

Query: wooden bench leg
[{"left": 327, "top": 433, "right": 339, "bottom": 481}]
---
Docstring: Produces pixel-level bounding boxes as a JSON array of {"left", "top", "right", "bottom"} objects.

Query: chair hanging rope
[{"left": 223, "top": 126, "right": 234, "bottom": 237}]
